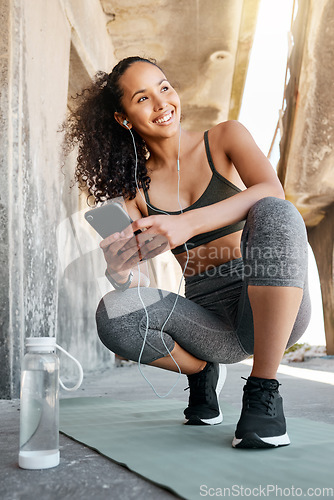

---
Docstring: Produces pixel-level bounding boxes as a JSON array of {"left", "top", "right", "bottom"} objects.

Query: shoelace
[
  {"left": 184, "top": 368, "right": 211, "bottom": 406},
  {"left": 242, "top": 377, "right": 280, "bottom": 415}
]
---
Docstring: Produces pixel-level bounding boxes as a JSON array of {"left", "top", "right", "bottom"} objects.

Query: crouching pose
[{"left": 64, "top": 56, "right": 311, "bottom": 448}]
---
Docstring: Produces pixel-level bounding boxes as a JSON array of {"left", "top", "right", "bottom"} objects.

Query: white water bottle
[{"left": 19, "top": 337, "right": 60, "bottom": 469}]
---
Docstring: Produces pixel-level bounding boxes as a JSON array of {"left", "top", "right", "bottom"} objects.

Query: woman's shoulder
[
  {"left": 208, "top": 120, "right": 246, "bottom": 139},
  {"left": 207, "top": 120, "right": 250, "bottom": 155}
]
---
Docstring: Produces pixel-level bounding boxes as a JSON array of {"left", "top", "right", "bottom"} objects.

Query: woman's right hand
[
  {"left": 100, "top": 229, "right": 140, "bottom": 280},
  {"left": 100, "top": 226, "right": 169, "bottom": 280}
]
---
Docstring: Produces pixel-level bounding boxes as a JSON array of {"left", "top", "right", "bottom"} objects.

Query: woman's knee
[
  {"left": 248, "top": 197, "right": 304, "bottom": 227},
  {"left": 242, "top": 197, "right": 308, "bottom": 286},
  {"left": 244, "top": 196, "right": 307, "bottom": 248},
  {"left": 95, "top": 291, "right": 138, "bottom": 358},
  {"left": 95, "top": 288, "right": 176, "bottom": 363}
]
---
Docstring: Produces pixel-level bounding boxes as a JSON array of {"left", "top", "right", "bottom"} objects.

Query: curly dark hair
[{"left": 63, "top": 56, "right": 164, "bottom": 205}]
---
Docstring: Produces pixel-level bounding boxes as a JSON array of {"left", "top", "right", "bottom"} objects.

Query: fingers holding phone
[
  {"left": 133, "top": 231, "right": 170, "bottom": 261},
  {"left": 84, "top": 202, "right": 140, "bottom": 273},
  {"left": 100, "top": 231, "right": 169, "bottom": 273},
  {"left": 100, "top": 231, "right": 142, "bottom": 273},
  {"left": 84, "top": 201, "right": 170, "bottom": 274}
]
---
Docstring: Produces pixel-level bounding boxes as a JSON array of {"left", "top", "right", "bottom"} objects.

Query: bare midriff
[{"left": 174, "top": 230, "right": 243, "bottom": 277}]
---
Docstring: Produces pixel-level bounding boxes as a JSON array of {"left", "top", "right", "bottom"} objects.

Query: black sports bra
[{"left": 142, "top": 130, "right": 245, "bottom": 255}]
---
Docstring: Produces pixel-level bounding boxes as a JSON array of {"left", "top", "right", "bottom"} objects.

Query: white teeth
[{"left": 154, "top": 111, "right": 172, "bottom": 124}]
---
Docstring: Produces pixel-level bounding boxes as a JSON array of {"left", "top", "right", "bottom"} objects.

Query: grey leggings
[{"left": 96, "top": 197, "right": 311, "bottom": 364}]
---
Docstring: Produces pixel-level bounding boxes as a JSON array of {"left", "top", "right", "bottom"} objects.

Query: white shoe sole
[
  {"left": 184, "top": 364, "right": 227, "bottom": 425},
  {"left": 232, "top": 432, "right": 291, "bottom": 448}
]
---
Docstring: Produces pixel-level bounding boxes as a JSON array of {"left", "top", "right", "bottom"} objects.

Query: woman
[{"left": 64, "top": 56, "right": 311, "bottom": 449}]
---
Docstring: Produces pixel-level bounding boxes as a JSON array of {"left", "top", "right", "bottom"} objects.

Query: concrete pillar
[
  {"left": 0, "top": 0, "right": 13, "bottom": 399},
  {"left": 0, "top": 0, "right": 72, "bottom": 398},
  {"left": 308, "top": 204, "right": 334, "bottom": 354},
  {"left": 0, "top": 0, "right": 73, "bottom": 398},
  {"left": 0, "top": 0, "right": 117, "bottom": 399}
]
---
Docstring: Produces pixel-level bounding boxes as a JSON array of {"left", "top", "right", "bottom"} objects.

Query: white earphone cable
[{"left": 128, "top": 125, "right": 189, "bottom": 397}]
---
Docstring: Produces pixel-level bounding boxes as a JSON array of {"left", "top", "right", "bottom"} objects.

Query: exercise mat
[{"left": 60, "top": 397, "right": 333, "bottom": 499}]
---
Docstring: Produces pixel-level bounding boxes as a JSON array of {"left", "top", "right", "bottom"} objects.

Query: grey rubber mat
[{"left": 60, "top": 397, "right": 333, "bottom": 499}]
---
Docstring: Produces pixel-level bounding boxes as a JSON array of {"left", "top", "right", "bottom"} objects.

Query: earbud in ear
[{"left": 123, "top": 119, "right": 129, "bottom": 127}]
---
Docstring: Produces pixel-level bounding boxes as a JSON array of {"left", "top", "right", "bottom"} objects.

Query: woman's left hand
[{"left": 131, "top": 213, "right": 193, "bottom": 253}]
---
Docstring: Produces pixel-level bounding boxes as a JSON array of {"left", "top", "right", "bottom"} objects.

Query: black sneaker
[
  {"left": 232, "top": 376, "right": 290, "bottom": 448},
  {"left": 184, "top": 363, "right": 226, "bottom": 425}
]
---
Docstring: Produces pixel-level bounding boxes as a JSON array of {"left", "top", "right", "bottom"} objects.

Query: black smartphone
[{"left": 84, "top": 202, "right": 136, "bottom": 239}]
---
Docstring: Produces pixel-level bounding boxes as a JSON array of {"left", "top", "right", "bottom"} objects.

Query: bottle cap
[{"left": 25, "top": 337, "right": 56, "bottom": 352}]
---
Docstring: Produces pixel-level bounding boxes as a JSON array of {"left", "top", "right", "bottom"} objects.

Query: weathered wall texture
[
  {"left": 278, "top": 0, "right": 334, "bottom": 353},
  {"left": 1, "top": 0, "right": 71, "bottom": 398},
  {"left": 0, "top": 0, "right": 116, "bottom": 398},
  {"left": 0, "top": 0, "right": 12, "bottom": 399},
  {"left": 279, "top": 0, "right": 334, "bottom": 225},
  {"left": 101, "top": 0, "right": 249, "bottom": 131}
]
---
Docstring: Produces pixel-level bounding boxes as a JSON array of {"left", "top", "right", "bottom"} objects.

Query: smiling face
[{"left": 117, "top": 61, "right": 181, "bottom": 139}]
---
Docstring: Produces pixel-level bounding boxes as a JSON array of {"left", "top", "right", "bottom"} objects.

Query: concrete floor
[{"left": 1, "top": 356, "right": 334, "bottom": 500}]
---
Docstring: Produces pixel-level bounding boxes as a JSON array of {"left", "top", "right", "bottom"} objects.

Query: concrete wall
[
  {"left": 0, "top": 0, "right": 13, "bottom": 399},
  {"left": 1, "top": 0, "right": 70, "bottom": 399},
  {"left": 0, "top": 0, "right": 116, "bottom": 399}
]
